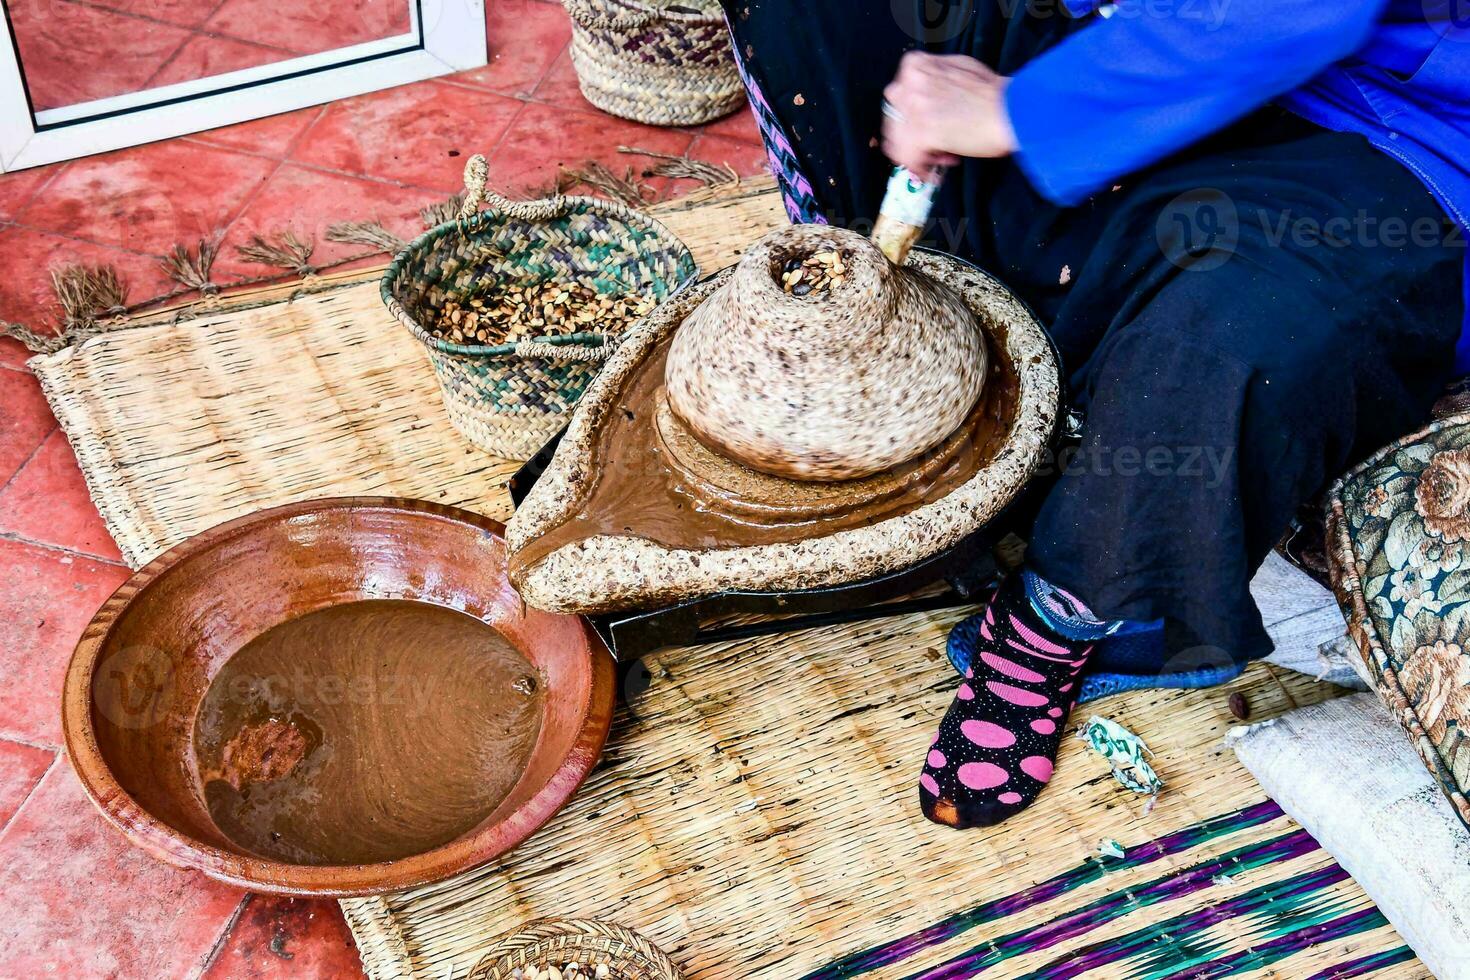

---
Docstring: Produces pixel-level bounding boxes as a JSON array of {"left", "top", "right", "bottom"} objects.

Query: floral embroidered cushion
[{"left": 1328, "top": 415, "right": 1470, "bottom": 830}]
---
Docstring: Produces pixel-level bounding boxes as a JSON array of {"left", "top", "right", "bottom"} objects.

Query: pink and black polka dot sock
[{"left": 919, "top": 574, "right": 1094, "bottom": 829}]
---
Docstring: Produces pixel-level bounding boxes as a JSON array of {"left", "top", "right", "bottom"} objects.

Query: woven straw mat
[{"left": 25, "top": 177, "right": 1425, "bottom": 979}]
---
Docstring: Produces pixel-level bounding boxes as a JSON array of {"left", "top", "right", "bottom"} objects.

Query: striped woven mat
[{"left": 23, "top": 177, "right": 1424, "bottom": 979}]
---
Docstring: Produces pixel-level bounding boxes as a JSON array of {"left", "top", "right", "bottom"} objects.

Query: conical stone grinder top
[{"left": 665, "top": 224, "right": 988, "bottom": 482}]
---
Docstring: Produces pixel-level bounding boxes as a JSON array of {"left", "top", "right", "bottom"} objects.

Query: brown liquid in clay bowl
[{"left": 62, "top": 498, "right": 615, "bottom": 897}]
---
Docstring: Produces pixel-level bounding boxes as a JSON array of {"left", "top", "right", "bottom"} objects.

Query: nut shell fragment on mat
[
  {"left": 666, "top": 224, "right": 988, "bottom": 481},
  {"left": 505, "top": 250, "right": 1060, "bottom": 615}
]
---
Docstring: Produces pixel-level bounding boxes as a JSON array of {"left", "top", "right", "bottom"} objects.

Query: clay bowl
[{"left": 61, "top": 497, "right": 615, "bottom": 897}]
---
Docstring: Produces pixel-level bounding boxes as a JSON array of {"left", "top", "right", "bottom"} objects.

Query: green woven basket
[{"left": 384, "top": 155, "right": 697, "bottom": 459}]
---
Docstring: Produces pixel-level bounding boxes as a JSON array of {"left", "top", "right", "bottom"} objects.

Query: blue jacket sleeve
[{"left": 1004, "top": 0, "right": 1389, "bottom": 204}]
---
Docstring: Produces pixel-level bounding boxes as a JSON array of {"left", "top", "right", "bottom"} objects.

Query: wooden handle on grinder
[{"left": 872, "top": 166, "right": 943, "bottom": 265}]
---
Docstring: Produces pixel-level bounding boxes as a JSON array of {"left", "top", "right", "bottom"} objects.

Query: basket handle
[
  {"left": 513, "top": 338, "right": 621, "bottom": 361},
  {"left": 459, "top": 155, "right": 572, "bottom": 224},
  {"left": 562, "top": 0, "right": 657, "bottom": 30}
]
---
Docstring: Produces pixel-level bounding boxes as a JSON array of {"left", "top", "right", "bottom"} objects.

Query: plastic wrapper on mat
[
  {"left": 1229, "top": 693, "right": 1470, "bottom": 980},
  {"left": 1077, "top": 715, "right": 1164, "bottom": 804}
]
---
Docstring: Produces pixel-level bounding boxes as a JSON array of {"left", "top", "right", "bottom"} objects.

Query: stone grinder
[
  {"left": 505, "top": 219, "right": 1060, "bottom": 618},
  {"left": 664, "top": 223, "right": 987, "bottom": 482}
]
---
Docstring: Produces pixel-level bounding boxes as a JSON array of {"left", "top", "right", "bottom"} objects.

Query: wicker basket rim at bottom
[{"left": 469, "top": 919, "right": 683, "bottom": 980}]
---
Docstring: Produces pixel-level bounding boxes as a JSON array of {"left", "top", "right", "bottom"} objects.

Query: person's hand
[{"left": 882, "top": 51, "right": 1018, "bottom": 174}]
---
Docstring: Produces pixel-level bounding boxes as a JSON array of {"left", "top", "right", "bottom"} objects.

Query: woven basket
[
  {"left": 563, "top": 0, "right": 745, "bottom": 126},
  {"left": 384, "top": 156, "right": 697, "bottom": 460},
  {"left": 468, "top": 919, "right": 683, "bottom": 980}
]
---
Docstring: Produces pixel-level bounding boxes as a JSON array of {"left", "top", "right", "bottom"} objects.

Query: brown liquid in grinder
[
  {"left": 510, "top": 324, "right": 1020, "bottom": 579},
  {"left": 193, "top": 600, "right": 542, "bottom": 866}
]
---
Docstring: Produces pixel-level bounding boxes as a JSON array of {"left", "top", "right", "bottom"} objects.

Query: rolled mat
[{"left": 1230, "top": 693, "right": 1470, "bottom": 979}]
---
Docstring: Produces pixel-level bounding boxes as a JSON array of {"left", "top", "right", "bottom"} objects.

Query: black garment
[{"left": 726, "top": 0, "right": 1465, "bottom": 667}]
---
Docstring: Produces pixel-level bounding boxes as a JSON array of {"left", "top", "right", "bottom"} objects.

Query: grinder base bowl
[
  {"left": 653, "top": 387, "right": 989, "bottom": 524},
  {"left": 506, "top": 249, "right": 1060, "bottom": 616}
]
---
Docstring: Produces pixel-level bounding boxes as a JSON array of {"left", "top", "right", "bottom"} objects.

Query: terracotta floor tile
[
  {"left": 0, "top": 341, "right": 36, "bottom": 372},
  {"left": 206, "top": 0, "right": 413, "bottom": 55},
  {"left": 0, "top": 167, "right": 57, "bottom": 222},
  {"left": 16, "top": 140, "right": 276, "bottom": 256},
  {"left": 202, "top": 896, "right": 364, "bottom": 979},
  {"left": 528, "top": 45, "right": 594, "bottom": 112},
  {"left": 676, "top": 134, "right": 771, "bottom": 198},
  {"left": 86, "top": 0, "right": 219, "bottom": 29},
  {"left": 0, "top": 764, "right": 243, "bottom": 975},
  {"left": 7, "top": 0, "right": 191, "bottom": 111},
  {"left": 185, "top": 106, "right": 327, "bottom": 158},
  {"left": 0, "top": 367, "right": 54, "bottom": 486},
  {"left": 289, "top": 80, "right": 523, "bottom": 193},
  {"left": 212, "top": 164, "right": 442, "bottom": 280},
  {"left": 0, "top": 430, "right": 124, "bottom": 563},
  {"left": 623, "top": 129, "right": 764, "bottom": 199},
  {"left": 148, "top": 32, "right": 297, "bottom": 89},
  {"left": 0, "top": 226, "right": 177, "bottom": 333},
  {"left": 696, "top": 106, "right": 762, "bottom": 145},
  {"left": 453, "top": 0, "right": 570, "bottom": 97},
  {"left": 0, "top": 740, "right": 53, "bottom": 831},
  {"left": 0, "top": 538, "right": 129, "bottom": 747},
  {"left": 485, "top": 101, "right": 693, "bottom": 198}
]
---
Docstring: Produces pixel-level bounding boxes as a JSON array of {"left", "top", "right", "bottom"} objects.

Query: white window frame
[{"left": 0, "top": 0, "right": 486, "bottom": 172}]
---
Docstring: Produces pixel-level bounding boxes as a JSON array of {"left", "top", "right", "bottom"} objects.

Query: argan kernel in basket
[{"left": 428, "top": 281, "right": 655, "bottom": 347}]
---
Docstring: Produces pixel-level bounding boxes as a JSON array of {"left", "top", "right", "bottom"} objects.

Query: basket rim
[
  {"left": 471, "top": 918, "right": 682, "bottom": 980},
  {"left": 382, "top": 195, "right": 697, "bottom": 357},
  {"left": 416, "top": 328, "right": 616, "bottom": 359},
  {"left": 569, "top": 0, "right": 727, "bottom": 26}
]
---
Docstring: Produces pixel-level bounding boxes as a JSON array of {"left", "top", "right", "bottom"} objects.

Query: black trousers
[{"left": 727, "top": 0, "right": 1466, "bottom": 667}]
